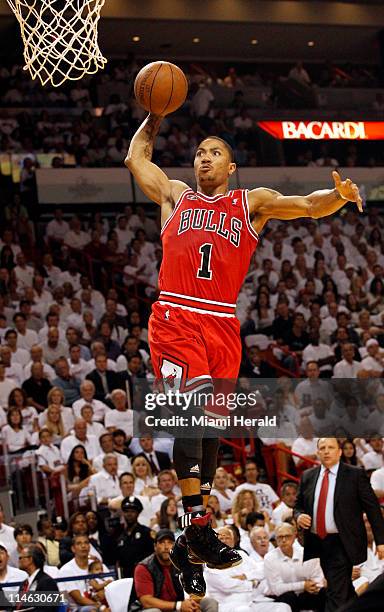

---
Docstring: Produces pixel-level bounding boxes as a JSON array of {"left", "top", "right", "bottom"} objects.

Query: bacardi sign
[{"left": 257, "top": 121, "right": 384, "bottom": 140}]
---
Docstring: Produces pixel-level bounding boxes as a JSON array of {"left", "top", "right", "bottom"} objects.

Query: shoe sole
[{"left": 187, "top": 548, "right": 243, "bottom": 570}]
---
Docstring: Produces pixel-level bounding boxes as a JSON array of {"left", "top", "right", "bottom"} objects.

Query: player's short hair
[{"left": 197, "top": 137, "right": 235, "bottom": 162}]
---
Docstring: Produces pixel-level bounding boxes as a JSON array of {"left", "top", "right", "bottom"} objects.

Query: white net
[{"left": 6, "top": 0, "right": 107, "bottom": 87}]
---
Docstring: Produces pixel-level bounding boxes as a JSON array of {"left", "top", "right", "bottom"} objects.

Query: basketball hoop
[{"left": 6, "top": 0, "right": 107, "bottom": 87}]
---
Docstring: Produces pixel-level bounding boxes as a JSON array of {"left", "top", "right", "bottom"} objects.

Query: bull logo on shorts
[
  {"left": 164, "top": 369, "right": 177, "bottom": 388},
  {"left": 160, "top": 359, "right": 183, "bottom": 393}
]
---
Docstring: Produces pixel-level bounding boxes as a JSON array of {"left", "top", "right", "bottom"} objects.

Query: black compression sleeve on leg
[
  {"left": 173, "top": 436, "right": 203, "bottom": 481},
  {"left": 200, "top": 435, "right": 220, "bottom": 494}
]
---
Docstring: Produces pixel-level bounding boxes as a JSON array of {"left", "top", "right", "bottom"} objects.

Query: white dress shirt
[
  {"left": 272, "top": 501, "right": 294, "bottom": 525},
  {"left": 104, "top": 408, "right": 134, "bottom": 437},
  {"left": 312, "top": 462, "right": 340, "bottom": 536},
  {"left": 0, "top": 523, "right": 16, "bottom": 559},
  {"left": 72, "top": 398, "right": 110, "bottom": 422},
  {"left": 264, "top": 543, "right": 324, "bottom": 596},
  {"left": 362, "top": 450, "right": 384, "bottom": 471},
  {"left": 205, "top": 549, "right": 288, "bottom": 611},
  {"left": 333, "top": 359, "right": 361, "bottom": 378},
  {"left": 93, "top": 451, "right": 131, "bottom": 474},
  {"left": 24, "top": 361, "right": 55, "bottom": 382},
  {"left": 291, "top": 437, "right": 318, "bottom": 466},
  {"left": 88, "top": 469, "right": 121, "bottom": 503},
  {"left": 60, "top": 434, "right": 101, "bottom": 463},
  {"left": 371, "top": 467, "right": 384, "bottom": 493}
]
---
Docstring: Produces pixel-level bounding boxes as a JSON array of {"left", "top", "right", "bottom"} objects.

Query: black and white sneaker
[
  {"left": 170, "top": 534, "right": 206, "bottom": 600},
  {"left": 181, "top": 511, "right": 242, "bottom": 570}
]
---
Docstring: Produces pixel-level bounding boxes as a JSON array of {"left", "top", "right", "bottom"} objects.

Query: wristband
[{"left": 176, "top": 602, "right": 182, "bottom": 611}]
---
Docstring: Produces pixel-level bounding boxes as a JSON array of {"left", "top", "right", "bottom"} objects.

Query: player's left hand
[
  {"left": 332, "top": 170, "right": 363, "bottom": 213},
  {"left": 376, "top": 544, "right": 384, "bottom": 559}
]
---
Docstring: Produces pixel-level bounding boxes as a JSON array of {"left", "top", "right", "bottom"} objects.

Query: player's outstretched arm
[
  {"left": 125, "top": 113, "right": 188, "bottom": 206},
  {"left": 249, "top": 171, "right": 362, "bottom": 230}
]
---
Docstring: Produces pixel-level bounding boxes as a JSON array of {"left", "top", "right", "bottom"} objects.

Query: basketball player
[{"left": 125, "top": 114, "right": 362, "bottom": 599}]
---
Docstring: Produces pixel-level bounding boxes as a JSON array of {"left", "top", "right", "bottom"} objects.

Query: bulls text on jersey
[{"left": 177, "top": 208, "right": 242, "bottom": 248}]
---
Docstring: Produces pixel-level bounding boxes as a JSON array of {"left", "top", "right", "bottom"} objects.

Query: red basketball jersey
[{"left": 158, "top": 188, "right": 258, "bottom": 316}]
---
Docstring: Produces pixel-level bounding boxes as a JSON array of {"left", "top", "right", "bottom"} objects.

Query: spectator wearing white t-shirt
[
  {"left": 104, "top": 389, "right": 135, "bottom": 438},
  {"left": 36, "top": 428, "right": 65, "bottom": 474},
  {"left": 115, "top": 215, "right": 134, "bottom": 252},
  {"left": 291, "top": 430, "right": 319, "bottom": 467},
  {"left": 64, "top": 216, "right": 90, "bottom": 250},
  {"left": 358, "top": 339, "right": 384, "bottom": 376},
  {"left": 302, "top": 330, "right": 334, "bottom": 376},
  {"left": 45, "top": 209, "right": 69, "bottom": 244},
  {"left": 0, "top": 364, "right": 17, "bottom": 409},
  {"left": 23, "top": 345, "right": 56, "bottom": 382},
  {"left": 235, "top": 460, "right": 279, "bottom": 516},
  {"left": 0, "top": 543, "right": 28, "bottom": 592},
  {"left": 272, "top": 482, "right": 298, "bottom": 526},
  {"left": 13, "top": 313, "right": 38, "bottom": 351},
  {"left": 60, "top": 419, "right": 101, "bottom": 463},
  {"left": 2, "top": 407, "right": 30, "bottom": 453},
  {"left": 333, "top": 343, "right": 361, "bottom": 378},
  {"left": 58, "top": 534, "right": 107, "bottom": 610},
  {"left": 362, "top": 436, "right": 384, "bottom": 472},
  {"left": 72, "top": 380, "right": 110, "bottom": 422},
  {"left": 80, "top": 404, "right": 105, "bottom": 438},
  {"left": 210, "top": 468, "right": 236, "bottom": 514},
  {"left": 4, "top": 329, "right": 29, "bottom": 367},
  {"left": 68, "top": 345, "right": 92, "bottom": 381},
  {"left": 0, "top": 345, "right": 24, "bottom": 386}
]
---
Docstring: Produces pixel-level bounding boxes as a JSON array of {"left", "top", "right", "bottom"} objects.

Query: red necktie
[
  {"left": 316, "top": 468, "right": 329, "bottom": 539},
  {"left": 16, "top": 579, "right": 29, "bottom": 610}
]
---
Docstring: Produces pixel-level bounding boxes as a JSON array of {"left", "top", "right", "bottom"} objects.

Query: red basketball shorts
[{"left": 148, "top": 302, "right": 241, "bottom": 419}]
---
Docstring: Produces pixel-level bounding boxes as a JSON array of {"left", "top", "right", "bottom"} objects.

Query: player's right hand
[{"left": 297, "top": 513, "right": 312, "bottom": 529}]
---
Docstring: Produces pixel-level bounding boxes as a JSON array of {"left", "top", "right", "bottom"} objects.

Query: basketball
[{"left": 134, "top": 61, "right": 188, "bottom": 116}]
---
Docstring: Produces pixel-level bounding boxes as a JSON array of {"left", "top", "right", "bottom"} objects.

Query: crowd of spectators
[
  {"left": 1, "top": 58, "right": 384, "bottom": 176},
  {"left": 0, "top": 53, "right": 384, "bottom": 604},
  {"left": 0, "top": 186, "right": 381, "bottom": 608}
]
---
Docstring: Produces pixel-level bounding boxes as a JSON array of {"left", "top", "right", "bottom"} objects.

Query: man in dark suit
[
  {"left": 136, "top": 434, "right": 172, "bottom": 474},
  {"left": 86, "top": 353, "right": 130, "bottom": 405},
  {"left": 294, "top": 437, "right": 384, "bottom": 612},
  {"left": 18, "top": 544, "right": 59, "bottom": 612}
]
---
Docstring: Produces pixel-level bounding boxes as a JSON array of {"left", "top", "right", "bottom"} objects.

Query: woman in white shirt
[
  {"left": 8, "top": 387, "right": 38, "bottom": 434},
  {"left": 210, "top": 468, "right": 236, "bottom": 514},
  {"left": 2, "top": 407, "right": 31, "bottom": 453},
  {"left": 39, "top": 387, "right": 74, "bottom": 433},
  {"left": 132, "top": 455, "right": 158, "bottom": 497},
  {"left": 42, "top": 404, "right": 67, "bottom": 445},
  {"left": 231, "top": 489, "right": 261, "bottom": 528}
]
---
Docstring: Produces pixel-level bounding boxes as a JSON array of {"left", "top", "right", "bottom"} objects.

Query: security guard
[{"left": 116, "top": 496, "right": 155, "bottom": 578}]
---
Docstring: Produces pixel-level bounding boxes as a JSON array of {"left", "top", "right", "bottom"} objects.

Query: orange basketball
[{"left": 134, "top": 61, "right": 188, "bottom": 116}]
